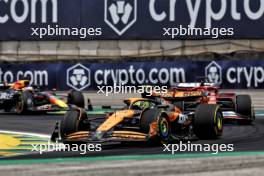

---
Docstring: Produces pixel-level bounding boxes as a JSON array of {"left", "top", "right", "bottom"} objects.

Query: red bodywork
[{"left": 161, "top": 83, "right": 253, "bottom": 123}]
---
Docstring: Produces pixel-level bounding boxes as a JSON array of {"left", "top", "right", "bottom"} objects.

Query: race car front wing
[{"left": 51, "top": 122, "right": 149, "bottom": 144}]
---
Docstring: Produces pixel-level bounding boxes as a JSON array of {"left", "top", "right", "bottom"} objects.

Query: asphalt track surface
[
  {"left": 1, "top": 89, "right": 264, "bottom": 176},
  {"left": 2, "top": 155, "right": 264, "bottom": 176},
  {"left": 0, "top": 111, "right": 264, "bottom": 159}
]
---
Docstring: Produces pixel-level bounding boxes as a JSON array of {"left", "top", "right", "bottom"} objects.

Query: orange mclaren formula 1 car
[
  {"left": 147, "top": 82, "right": 255, "bottom": 124},
  {"left": 0, "top": 80, "right": 84, "bottom": 114},
  {"left": 51, "top": 97, "right": 223, "bottom": 144}
]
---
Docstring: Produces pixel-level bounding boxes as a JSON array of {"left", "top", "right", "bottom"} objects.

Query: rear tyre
[
  {"left": 140, "top": 108, "right": 171, "bottom": 144},
  {"left": 67, "top": 90, "right": 85, "bottom": 108},
  {"left": 194, "top": 104, "right": 223, "bottom": 139},
  {"left": 4, "top": 106, "right": 12, "bottom": 112},
  {"left": 157, "top": 114, "right": 171, "bottom": 144},
  {"left": 16, "top": 90, "right": 34, "bottom": 114}
]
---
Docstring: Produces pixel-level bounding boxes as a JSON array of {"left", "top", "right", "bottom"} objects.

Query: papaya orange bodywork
[
  {"left": 66, "top": 130, "right": 147, "bottom": 141},
  {"left": 149, "top": 122, "right": 158, "bottom": 137},
  {"left": 96, "top": 110, "right": 135, "bottom": 131}
]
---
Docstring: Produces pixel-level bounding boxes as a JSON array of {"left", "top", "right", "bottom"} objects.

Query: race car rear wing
[{"left": 172, "top": 82, "right": 220, "bottom": 89}]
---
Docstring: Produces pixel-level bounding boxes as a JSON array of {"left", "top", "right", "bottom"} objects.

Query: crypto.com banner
[
  {"left": 0, "top": 0, "right": 264, "bottom": 40},
  {"left": 0, "top": 60, "right": 264, "bottom": 90}
]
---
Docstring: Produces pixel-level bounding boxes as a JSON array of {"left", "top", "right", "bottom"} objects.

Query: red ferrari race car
[{"left": 149, "top": 82, "right": 255, "bottom": 124}]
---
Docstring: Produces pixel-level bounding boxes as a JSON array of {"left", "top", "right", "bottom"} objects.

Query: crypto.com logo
[
  {"left": 67, "top": 63, "right": 91, "bottom": 91},
  {"left": 104, "top": 0, "right": 137, "bottom": 36},
  {"left": 205, "top": 61, "right": 222, "bottom": 84}
]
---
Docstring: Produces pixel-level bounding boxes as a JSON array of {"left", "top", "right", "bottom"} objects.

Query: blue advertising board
[
  {"left": 0, "top": 0, "right": 264, "bottom": 40},
  {"left": 0, "top": 60, "right": 264, "bottom": 90}
]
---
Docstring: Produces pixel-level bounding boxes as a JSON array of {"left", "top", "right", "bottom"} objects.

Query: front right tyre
[
  {"left": 194, "top": 104, "right": 223, "bottom": 139},
  {"left": 235, "top": 95, "right": 254, "bottom": 123},
  {"left": 60, "top": 109, "right": 89, "bottom": 138}
]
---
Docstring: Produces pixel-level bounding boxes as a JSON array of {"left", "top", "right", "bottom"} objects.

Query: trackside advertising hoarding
[
  {"left": 0, "top": 60, "right": 264, "bottom": 90},
  {"left": 0, "top": 0, "right": 264, "bottom": 40}
]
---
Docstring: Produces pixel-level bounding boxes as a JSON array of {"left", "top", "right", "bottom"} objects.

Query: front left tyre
[{"left": 235, "top": 95, "right": 254, "bottom": 123}]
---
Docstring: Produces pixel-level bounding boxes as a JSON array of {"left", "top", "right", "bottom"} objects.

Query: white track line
[{"left": 0, "top": 130, "right": 50, "bottom": 139}]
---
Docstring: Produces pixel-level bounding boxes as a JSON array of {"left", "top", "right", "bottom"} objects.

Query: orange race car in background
[
  {"left": 0, "top": 80, "right": 84, "bottom": 114},
  {"left": 51, "top": 97, "right": 223, "bottom": 144}
]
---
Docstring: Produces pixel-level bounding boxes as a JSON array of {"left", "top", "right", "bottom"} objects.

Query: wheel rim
[
  {"left": 214, "top": 112, "right": 223, "bottom": 135},
  {"left": 160, "top": 117, "right": 169, "bottom": 137},
  {"left": 217, "top": 114, "right": 223, "bottom": 130}
]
